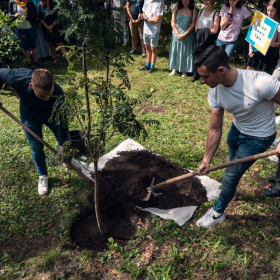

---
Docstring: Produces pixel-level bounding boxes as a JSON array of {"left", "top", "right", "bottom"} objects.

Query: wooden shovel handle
[
  {"left": 152, "top": 149, "right": 276, "bottom": 191},
  {"left": 0, "top": 104, "right": 94, "bottom": 184}
]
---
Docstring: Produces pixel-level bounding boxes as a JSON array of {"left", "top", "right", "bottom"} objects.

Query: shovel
[
  {"left": 0, "top": 102, "right": 94, "bottom": 184},
  {"left": 141, "top": 149, "right": 277, "bottom": 201}
]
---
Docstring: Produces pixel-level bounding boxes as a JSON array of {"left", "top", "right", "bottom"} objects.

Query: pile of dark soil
[{"left": 70, "top": 150, "right": 207, "bottom": 251}]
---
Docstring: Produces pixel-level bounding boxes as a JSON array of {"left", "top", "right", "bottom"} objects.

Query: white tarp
[{"left": 83, "top": 139, "right": 221, "bottom": 226}]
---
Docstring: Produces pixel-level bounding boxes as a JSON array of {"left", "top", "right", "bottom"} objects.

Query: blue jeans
[
  {"left": 17, "top": 28, "right": 37, "bottom": 50},
  {"left": 21, "top": 116, "right": 70, "bottom": 176},
  {"left": 216, "top": 38, "right": 237, "bottom": 60},
  {"left": 213, "top": 123, "right": 276, "bottom": 213}
]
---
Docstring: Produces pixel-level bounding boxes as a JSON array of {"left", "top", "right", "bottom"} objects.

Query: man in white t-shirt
[
  {"left": 193, "top": 45, "right": 280, "bottom": 228},
  {"left": 138, "top": 0, "right": 164, "bottom": 74}
]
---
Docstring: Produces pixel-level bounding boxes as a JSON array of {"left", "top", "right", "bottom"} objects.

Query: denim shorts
[
  {"left": 17, "top": 28, "right": 37, "bottom": 50},
  {"left": 143, "top": 33, "right": 159, "bottom": 48}
]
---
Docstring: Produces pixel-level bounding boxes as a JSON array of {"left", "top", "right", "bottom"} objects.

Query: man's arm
[
  {"left": 269, "top": 87, "right": 280, "bottom": 105},
  {"left": 0, "top": 68, "right": 15, "bottom": 88},
  {"left": 0, "top": 68, "right": 32, "bottom": 93},
  {"left": 142, "top": 13, "right": 162, "bottom": 23},
  {"left": 270, "top": 88, "right": 280, "bottom": 157},
  {"left": 198, "top": 108, "right": 224, "bottom": 175},
  {"left": 126, "top": 2, "right": 134, "bottom": 22}
]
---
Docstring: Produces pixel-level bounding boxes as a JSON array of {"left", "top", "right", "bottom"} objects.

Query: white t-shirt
[
  {"left": 208, "top": 69, "right": 280, "bottom": 137},
  {"left": 17, "top": 5, "right": 32, "bottom": 29},
  {"left": 143, "top": 0, "right": 164, "bottom": 35},
  {"left": 113, "top": 0, "right": 123, "bottom": 8},
  {"left": 218, "top": 5, "right": 251, "bottom": 43},
  {"left": 271, "top": 23, "right": 280, "bottom": 43}
]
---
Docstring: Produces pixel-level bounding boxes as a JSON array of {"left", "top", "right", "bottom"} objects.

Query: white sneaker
[
  {"left": 182, "top": 71, "right": 187, "bottom": 77},
  {"left": 141, "top": 52, "right": 146, "bottom": 58},
  {"left": 169, "top": 69, "right": 177, "bottom": 76},
  {"left": 38, "top": 175, "right": 48, "bottom": 196},
  {"left": 196, "top": 207, "right": 226, "bottom": 228}
]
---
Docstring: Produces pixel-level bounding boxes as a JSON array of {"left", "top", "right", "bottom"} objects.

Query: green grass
[{"left": 1, "top": 52, "right": 280, "bottom": 279}]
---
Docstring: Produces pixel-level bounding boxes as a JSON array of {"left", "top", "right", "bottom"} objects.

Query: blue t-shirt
[{"left": 126, "top": 0, "right": 144, "bottom": 20}]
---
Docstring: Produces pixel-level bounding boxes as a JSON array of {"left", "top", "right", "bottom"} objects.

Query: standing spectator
[
  {"left": 168, "top": 0, "right": 197, "bottom": 77},
  {"left": 190, "top": 0, "right": 220, "bottom": 82},
  {"left": 34, "top": 0, "right": 52, "bottom": 60},
  {"left": 9, "top": 0, "right": 39, "bottom": 68},
  {"left": 111, "top": 0, "right": 129, "bottom": 46},
  {"left": 126, "top": 0, "right": 146, "bottom": 58},
  {"left": 39, "top": 0, "right": 70, "bottom": 64},
  {"left": 217, "top": 0, "right": 252, "bottom": 60},
  {"left": 138, "top": 0, "right": 165, "bottom": 74}
]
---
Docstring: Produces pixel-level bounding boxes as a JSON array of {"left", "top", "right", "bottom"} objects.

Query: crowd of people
[
  {"left": 111, "top": 0, "right": 280, "bottom": 81},
  {"left": 2, "top": 0, "right": 280, "bottom": 229},
  {"left": 6, "top": 0, "right": 69, "bottom": 69},
  {"left": 6, "top": 0, "right": 280, "bottom": 75}
]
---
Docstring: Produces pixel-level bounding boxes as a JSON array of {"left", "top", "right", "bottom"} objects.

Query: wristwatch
[{"left": 145, "top": 17, "right": 149, "bottom": 22}]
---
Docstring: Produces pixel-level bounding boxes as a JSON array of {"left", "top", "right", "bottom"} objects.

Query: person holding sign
[
  {"left": 217, "top": 0, "right": 252, "bottom": 60},
  {"left": 247, "top": 0, "right": 280, "bottom": 72}
]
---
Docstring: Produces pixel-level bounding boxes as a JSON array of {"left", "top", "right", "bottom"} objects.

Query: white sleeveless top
[{"left": 197, "top": 9, "right": 216, "bottom": 29}]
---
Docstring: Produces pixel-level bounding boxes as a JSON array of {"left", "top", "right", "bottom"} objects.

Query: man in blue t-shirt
[
  {"left": 0, "top": 68, "right": 70, "bottom": 196},
  {"left": 126, "top": 0, "right": 146, "bottom": 58}
]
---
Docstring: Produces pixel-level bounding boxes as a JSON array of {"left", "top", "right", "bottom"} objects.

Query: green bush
[{"left": 0, "top": 11, "right": 22, "bottom": 66}]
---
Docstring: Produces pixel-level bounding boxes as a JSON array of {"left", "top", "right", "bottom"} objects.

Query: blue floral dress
[{"left": 169, "top": 10, "right": 195, "bottom": 73}]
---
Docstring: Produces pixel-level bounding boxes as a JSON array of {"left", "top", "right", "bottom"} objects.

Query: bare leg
[
  {"left": 151, "top": 47, "right": 157, "bottom": 66},
  {"left": 24, "top": 50, "right": 32, "bottom": 65},
  {"left": 57, "top": 42, "right": 70, "bottom": 64},
  {"left": 31, "top": 48, "right": 38, "bottom": 63},
  {"left": 48, "top": 42, "right": 57, "bottom": 63},
  {"left": 145, "top": 44, "right": 152, "bottom": 64}
]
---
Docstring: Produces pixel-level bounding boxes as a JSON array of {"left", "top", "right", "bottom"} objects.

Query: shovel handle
[
  {"left": 0, "top": 104, "right": 94, "bottom": 184},
  {"left": 152, "top": 149, "right": 276, "bottom": 191}
]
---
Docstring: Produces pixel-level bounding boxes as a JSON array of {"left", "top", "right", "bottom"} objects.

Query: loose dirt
[{"left": 70, "top": 150, "right": 207, "bottom": 251}]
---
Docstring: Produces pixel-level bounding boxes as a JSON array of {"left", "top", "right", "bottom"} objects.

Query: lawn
[{"left": 1, "top": 52, "right": 280, "bottom": 279}]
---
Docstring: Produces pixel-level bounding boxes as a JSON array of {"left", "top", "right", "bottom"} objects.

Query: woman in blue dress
[{"left": 169, "top": 0, "right": 197, "bottom": 77}]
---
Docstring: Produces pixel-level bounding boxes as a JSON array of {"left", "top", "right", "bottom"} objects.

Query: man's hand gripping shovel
[
  {"left": 0, "top": 101, "right": 94, "bottom": 184},
  {"left": 142, "top": 149, "right": 278, "bottom": 201}
]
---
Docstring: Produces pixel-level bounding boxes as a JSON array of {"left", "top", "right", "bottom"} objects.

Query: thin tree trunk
[
  {"left": 82, "top": 43, "right": 104, "bottom": 235},
  {"left": 93, "top": 158, "right": 104, "bottom": 235},
  {"left": 82, "top": 43, "right": 94, "bottom": 157}
]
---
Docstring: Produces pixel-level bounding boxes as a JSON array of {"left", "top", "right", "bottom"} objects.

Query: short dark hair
[
  {"left": 225, "top": 0, "right": 242, "bottom": 9},
  {"left": 193, "top": 45, "right": 230, "bottom": 72},
  {"left": 31, "top": 69, "right": 54, "bottom": 91},
  {"left": 178, "top": 0, "right": 195, "bottom": 10}
]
